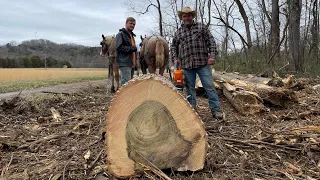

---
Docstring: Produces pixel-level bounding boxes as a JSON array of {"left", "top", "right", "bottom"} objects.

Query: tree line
[
  {"left": 0, "top": 56, "right": 72, "bottom": 68},
  {"left": 0, "top": 39, "right": 108, "bottom": 68},
  {"left": 127, "top": 0, "right": 319, "bottom": 76}
]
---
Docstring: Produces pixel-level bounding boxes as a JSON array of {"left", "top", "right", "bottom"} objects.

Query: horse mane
[{"left": 155, "top": 38, "right": 165, "bottom": 68}]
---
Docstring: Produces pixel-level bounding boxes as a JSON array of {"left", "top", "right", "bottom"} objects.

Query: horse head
[{"left": 100, "top": 34, "right": 109, "bottom": 57}]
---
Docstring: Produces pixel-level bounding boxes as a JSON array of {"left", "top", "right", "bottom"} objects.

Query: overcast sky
[{"left": 0, "top": 0, "right": 153, "bottom": 47}]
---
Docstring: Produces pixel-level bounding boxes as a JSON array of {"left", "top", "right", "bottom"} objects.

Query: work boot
[{"left": 213, "top": 111, "right": 224, "bottom": 120}]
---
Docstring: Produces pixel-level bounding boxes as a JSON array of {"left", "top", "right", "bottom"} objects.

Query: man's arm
[{"left": 115, "top": 33, "right": 137, "bottom": 53}]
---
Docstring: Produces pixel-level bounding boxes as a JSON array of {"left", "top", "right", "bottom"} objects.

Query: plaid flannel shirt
[{"left": 171, "top": 22, "right": 218, "bottom": 69}]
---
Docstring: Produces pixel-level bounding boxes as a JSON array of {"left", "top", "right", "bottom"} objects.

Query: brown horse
[
  {"left": 100, "top": 34, "right": 120, "bottom": 93},
  {"left": 139, "top": 35, "right": 169, "bottom": 75}
]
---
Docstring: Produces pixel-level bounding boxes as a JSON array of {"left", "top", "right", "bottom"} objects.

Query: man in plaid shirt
[{"left": 171, "top": 6, "right": 223, "bottom": 120}]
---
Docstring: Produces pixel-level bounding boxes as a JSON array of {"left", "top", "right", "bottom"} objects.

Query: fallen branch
[
  {"left": 261, "top": 126, "right": 320, "bottom": 135},
  {"left": 1, "top": 153, "right": 13, "bottom": 177},
  {"left": 219, "top": 138, "right": 263, "bottom": 149},
  {"left": 220, "top": 137, "right": 302, "bottom": 151},
  {"left": 88, "top": 149, "right": 104, "bottom": 169},
  {"left": 17, "top": 131, "right": 72, "bottom": 150},
  {"left": 137, "top": 152, "right": 172, "bottom": 180},
  {"left": 41, "top": 91, "right": 73, "bottom": 96}
]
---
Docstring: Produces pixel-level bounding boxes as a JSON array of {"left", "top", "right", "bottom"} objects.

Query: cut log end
[
  {"left": 106, "top": 75, "right": 207, "bottom": 178},
  {"left": 126, "top": 100, "right": 192, "bottom": 169}
]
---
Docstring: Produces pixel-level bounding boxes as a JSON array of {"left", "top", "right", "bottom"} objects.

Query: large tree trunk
[
  {"left": 156, "top": 0, "right": 163, "bottom": 36},
  {"left": 288, "top": 0, "right": 303, "bottom": 71},
  {"left": 310, "top": 0, "right": 319, "bottom": 62},
  {"left": 235, "top": 0, "right": 253, "bottom": 49},
  {"left": 271, "top": 0, "right": 280, "bottom": 66},
  {"left": 106, "top": 75, "right": 207, "bottom": 178}
]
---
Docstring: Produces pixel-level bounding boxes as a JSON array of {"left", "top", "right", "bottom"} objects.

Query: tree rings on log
[{"left": 105, "top": 75, "right": 207, "bottom": 178}]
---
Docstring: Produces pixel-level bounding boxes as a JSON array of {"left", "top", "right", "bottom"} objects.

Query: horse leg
[
  {"left": 115, "top": 66, "right": 120, "bottom": 91},
  {"left": 142, "top": 61, "right": 147, "bottom": 74},
  {"left": 110, "top": 65, "right": 115, "bottom": 93},
  {"left": 147, "top": 65, "right": 156, "bottom": 74},
  {"left": 159, "top": 67, "right": 165, "bottom": 76}
]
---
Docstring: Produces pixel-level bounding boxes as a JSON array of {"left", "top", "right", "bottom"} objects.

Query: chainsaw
[{"left": 169, "top": 64, "right": 184, "bottom": 91}]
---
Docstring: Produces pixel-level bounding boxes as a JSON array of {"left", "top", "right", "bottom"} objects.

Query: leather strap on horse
[{"left": 129, "top": 33, "right": 136, "bottom": 67}]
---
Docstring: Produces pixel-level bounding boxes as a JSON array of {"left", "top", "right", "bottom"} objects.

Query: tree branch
[{"left": 212, "top": 16, "right": 249, "bottom": 47}]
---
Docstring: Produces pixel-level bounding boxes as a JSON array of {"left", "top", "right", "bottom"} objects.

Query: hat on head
[{"left": 178, "top": 6, "right": 197, "bottom": 20}]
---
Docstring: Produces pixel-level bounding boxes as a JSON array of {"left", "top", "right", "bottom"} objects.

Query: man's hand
[
  {"left": 132, "top": 61, "right": 136, "bottom": 68},
  {"left": 174, "top": 59, "right": 180, "bottom": 68},
  {"left": 208, "top": 57, "right": 216, "bottom": 65}
]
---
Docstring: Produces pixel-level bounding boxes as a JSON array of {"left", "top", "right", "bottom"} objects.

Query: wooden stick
[
  {"left": 137, "top": 152, "right": 172, "bottom": 180},
  {"left": 17, "top": 131, "right": 72, "bottom": 150},
  {"left": 1, "top": 153, "right": 13, "bottom": 176},
  {"left": 88, "top": 149, "right": 104, "bottom": 169},
  {"left": 220, "top": 137, "right": 302, "bottom": 151}
]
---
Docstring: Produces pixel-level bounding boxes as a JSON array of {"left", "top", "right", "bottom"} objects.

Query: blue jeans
[
  {"left": 131, "top": 68, "right": 135, "bottom": 79},
  {"left": 183, "top": 65, "right": 220, "bottom": 113},
  {"left": 119, "top": 66, "right": 132, "bottom": 85}
]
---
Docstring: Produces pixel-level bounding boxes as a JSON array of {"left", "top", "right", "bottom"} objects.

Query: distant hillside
[{"left": 0, "top": 39, "right": 108, "bottom": 68}]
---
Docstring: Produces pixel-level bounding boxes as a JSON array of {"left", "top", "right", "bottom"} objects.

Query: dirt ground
[{"left": 0, "top": 76, "right": 319, "bottom": 180}]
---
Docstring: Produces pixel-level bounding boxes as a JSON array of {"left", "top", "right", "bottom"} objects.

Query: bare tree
[
  {"left": 235, "top": 0, "right": 253, "bottom": 49},
  {"left": 310, "top": 0, "right": 319, "bottom": 62},
  {"left": 288, "top": 0, "right": 303, "bottom": 71},
  {"left": 270, "top": 0, "right": 280, "bottom": 66},
  {"left": 261, "top": 0, "right": 272, "bottom": 24},
  {"left": 212, "top": 1, "right": 250, "bottom": 51},
  {"left": 127, "top": 0, "right": 164, "bottom": 36}
]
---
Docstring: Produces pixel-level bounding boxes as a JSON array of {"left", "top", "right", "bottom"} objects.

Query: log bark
[
  {"left": 218, "top": 82, "right": 264, "bottom": 115},
  {"left": 195, "top": 72, "right": 264, "bottom": 115},
  {"left": 106, "top": 75, "right": 207, "bottom": 178}
]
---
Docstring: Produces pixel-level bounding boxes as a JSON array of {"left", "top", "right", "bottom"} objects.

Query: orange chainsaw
[{"left": 172, "top": 65, "right": 184, "bottom": 90}]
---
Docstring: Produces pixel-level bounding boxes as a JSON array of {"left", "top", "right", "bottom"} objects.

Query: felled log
[
  {"left": 218, "top": 82, "right": 264, "bottom": 115},
  {"left": 106, "top": 75, "right": 207, "bottom": 178},
  {"left": 195, "top": 74, "right": 264, "bottom": 115},
  {"left": 216, "top": 72, "right": 304, "bottom": 90},
  {"left": 215, "top": 72, "right": 270, "bottom": 84},
  {"left": 213, "top": 72, "right": 299, "bottom": 107}
]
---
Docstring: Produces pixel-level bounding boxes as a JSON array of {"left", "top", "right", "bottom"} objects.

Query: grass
[{"left": 0, "top": 68, "right": 108, "bottom": 93}]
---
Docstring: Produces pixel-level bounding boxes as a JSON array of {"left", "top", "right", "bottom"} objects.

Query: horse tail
[{"left": 155, "top": 40, "right": 165, "bottom": 68}]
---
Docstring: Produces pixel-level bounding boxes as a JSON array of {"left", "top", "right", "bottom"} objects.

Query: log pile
[
  {"left": 196, "top": 71, "right": 300, "bottom": 115},
  {"left": 106, "top": 75, "right": 207, "bottom": 178}
]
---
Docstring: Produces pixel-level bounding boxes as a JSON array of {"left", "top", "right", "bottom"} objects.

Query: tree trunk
[
  {"left": 261, "top": 0, "right": 272, "bottom": 24},
  {"left": 271, "top": 0, "right": 280, "bottom": 67},
  {"left": 310, "top": 0, "right": 319, "bottom": 62},
  {"left": 156, "top": 0, "right": 163, "bottom": 36},
  {"left": 288, "top": 0, "right": 303, "bottom": 71},
  {"left": 106, "top": 75, "right": 207, "bottom": 178},
  {"left": 195, "top": 0, "right": 198, "bottom": 22},
  {"left": 235, "top": 0, "right": 253, "bottom": 49},
  {"left": 224, "top": 3, "right": 229, "bottom": 70},
  {"left": 207, "top": 0, "right": 211, "bottom": 26}
]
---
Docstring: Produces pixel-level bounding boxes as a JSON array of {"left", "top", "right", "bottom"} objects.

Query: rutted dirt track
[{"left": 0, "top": 77, "right": 319, "bottom": 180}]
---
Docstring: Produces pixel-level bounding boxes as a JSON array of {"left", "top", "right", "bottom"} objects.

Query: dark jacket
[{"left": 115, "top": 28, "right": 137, "bottom": 67}]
